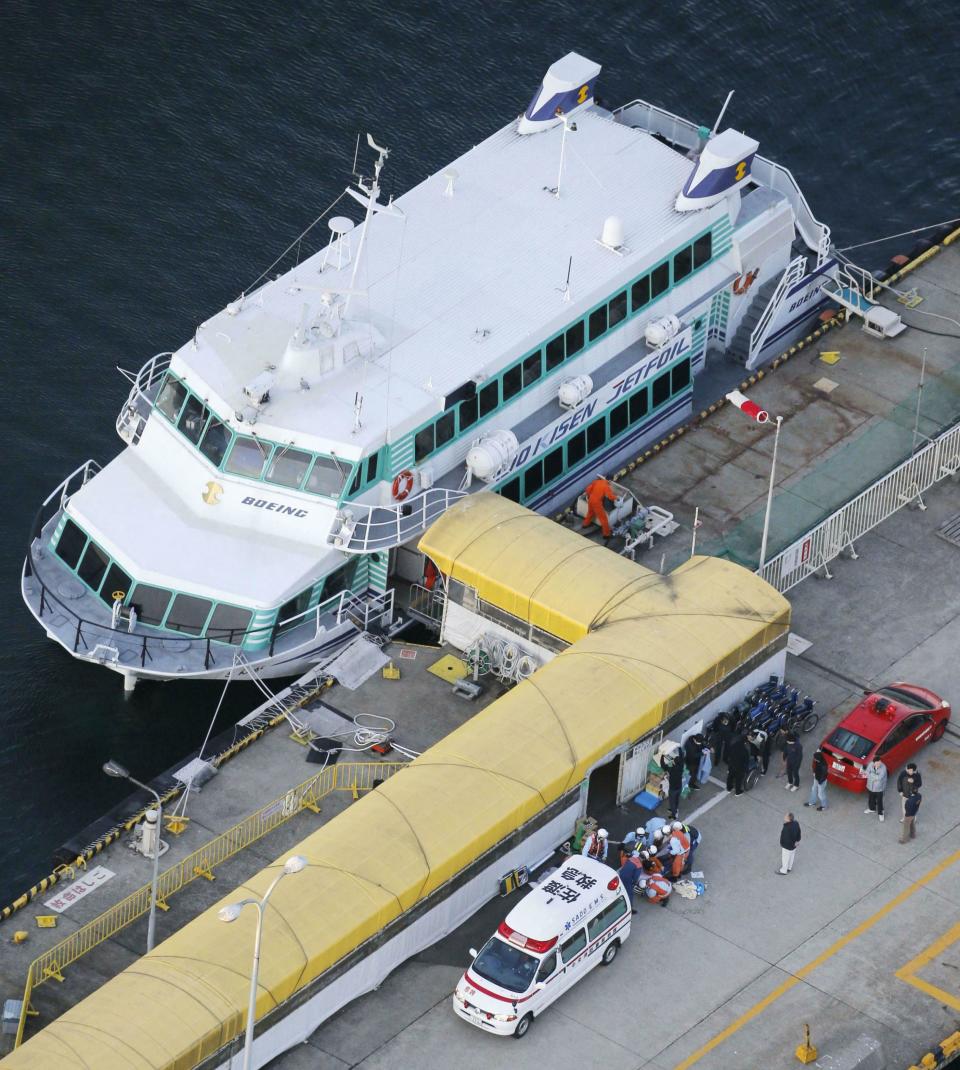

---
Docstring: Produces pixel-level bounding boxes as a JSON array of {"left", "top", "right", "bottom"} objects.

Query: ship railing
[
  {"left": 407, "top": 583, "right": 445, "bottom": 629},
  {"left": 336, "top": 588, "right": 395, "bottom": 632},
  {"left": 745, "top": 254, "right": 809, "bottom": 370},
  {"left": 327, "top": 486, "right": 468, "bottom": 553},
  {"left": 615, "top": 98, "right": 832, "bottom": 265},
  {"left": 13, "top": 759, "right": 410, "bottom": 1048},
  {"left": 115, "top": 351, "right": 173, "bottom": 442}
]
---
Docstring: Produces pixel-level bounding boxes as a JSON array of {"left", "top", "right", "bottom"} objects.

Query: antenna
[
  {"left": 351, "top": 132, "right": 361, "bottom": 180},
  {"left": 709, "top": 90, "right": 735, "bottom": 138},
  {"left": 553, "top": 113, "right": 576, "bottom": 199},
  {"left": 557, "top": 256, "right": 573, "bottom": 303}
]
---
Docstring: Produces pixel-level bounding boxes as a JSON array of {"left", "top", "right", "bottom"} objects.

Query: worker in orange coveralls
[{"left": 581, "top": 475, "right": 617, "bottom": 538}]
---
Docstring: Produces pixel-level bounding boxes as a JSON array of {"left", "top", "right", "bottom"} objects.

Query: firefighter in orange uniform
[
  {"left": 582, "top": 475, "right": 617, "bottom": 539},
  {"left": 639, "top": 871, "right": 672, "bottom": 907}
]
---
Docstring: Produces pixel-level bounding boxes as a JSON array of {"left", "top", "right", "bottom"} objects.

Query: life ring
[
  {"left": 733, "top": 269, "right": 759, "bottom": 296},
  {"left": 391, "top": 469, "right": 415, "bottom": 501}
]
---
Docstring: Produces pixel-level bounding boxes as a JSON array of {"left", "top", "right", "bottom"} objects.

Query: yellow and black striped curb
[
  {"left": 0, "top": 677, "right": 333, "bottom": 922},
  {"left": 906, "top": 1027, "right": 960, "bottom": 1069}
]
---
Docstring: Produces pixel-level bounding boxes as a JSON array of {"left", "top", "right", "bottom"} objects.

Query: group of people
[{"left": 581, "top": 815, "right": 702, "bottom": 910}]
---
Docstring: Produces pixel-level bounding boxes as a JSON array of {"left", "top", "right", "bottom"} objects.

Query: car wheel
[
  {"left": 601, "top": 939, "right": 620, "bottom": 966},
  {"left": 932, "top": 720, "right": 947, "bottom": 742},
  {"left": 514, "top": 1013, "right": 533, "bottom": 1039},
  {"left": 801, "top": 712, "right": 820, "bottom": 734}
]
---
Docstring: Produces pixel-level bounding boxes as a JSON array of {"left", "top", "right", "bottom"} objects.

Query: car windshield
[
  {"left": 826, "top": 727, "right": 875, "bottom": 760},
  {"left": 471, "top": 937, "right": 538, "bottom": 994}
]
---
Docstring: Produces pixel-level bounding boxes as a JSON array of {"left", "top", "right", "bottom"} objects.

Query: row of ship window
[
  {"left": 499, "top": 357, "right": 691, "bottom": 505},
  {"left": 52, "top": 517, "right": 356, "bottom": 644},
  {"left": 154, "top": 373, "right": 384, "bottom": 498},
  {"left": 412, "top": 230, "right": 713, "bottom": 465}
]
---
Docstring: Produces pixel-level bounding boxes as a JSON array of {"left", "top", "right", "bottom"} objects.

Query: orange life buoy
[
  {"left": 392, "top": 469, "right": 415, "bottom": 501},
  {"left": 733, "top": 269, "right": 759, "bottom": 296}
]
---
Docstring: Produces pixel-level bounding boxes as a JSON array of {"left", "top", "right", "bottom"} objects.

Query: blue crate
[{"left": 632, "top": 790, "right": 660, "bottom": 811}]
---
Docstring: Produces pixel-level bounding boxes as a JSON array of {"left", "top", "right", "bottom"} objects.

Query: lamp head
[
  {"left": 218, "top": 903, "right": 243, "bottom": 923},
  {"left": 103, "top": 759, "right": 130, "bottom": 780},
  {"left": 283, "top": 855, "right": 308, "bottom": 875}
]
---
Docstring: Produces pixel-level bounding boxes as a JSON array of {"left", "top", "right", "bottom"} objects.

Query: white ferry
[{"left": 22, "top": 53, "right": 835, "bottom": 689}]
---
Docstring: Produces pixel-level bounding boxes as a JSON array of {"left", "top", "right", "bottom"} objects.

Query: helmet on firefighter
[{"left": 597, "top": 828, "right": 608, "bottom": 839}]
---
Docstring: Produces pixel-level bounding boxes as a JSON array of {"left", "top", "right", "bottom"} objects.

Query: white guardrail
[{"left": 757, "top": 421, "right": 960, "bottom": 593}]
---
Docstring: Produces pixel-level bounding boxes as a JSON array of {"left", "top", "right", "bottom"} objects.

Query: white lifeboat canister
[
  {"left": 465, "top": 430, "right": 520, "bottom": 483},
  {"left": 558, "top": 374, "right": 593, "bottom": 410}
]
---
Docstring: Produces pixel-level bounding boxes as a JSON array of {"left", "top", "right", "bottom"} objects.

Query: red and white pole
[{"left": 725, "top": 389, "right": 769, "bottom": 424}]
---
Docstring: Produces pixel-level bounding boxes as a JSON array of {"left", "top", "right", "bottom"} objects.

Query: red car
[{"left": 820, "top": 683, "right": 950, "bottom": 791}]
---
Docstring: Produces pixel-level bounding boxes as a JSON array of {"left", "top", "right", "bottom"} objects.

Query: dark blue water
[{"left": 2, "top": 1, "right": 958, "bottom": 905}]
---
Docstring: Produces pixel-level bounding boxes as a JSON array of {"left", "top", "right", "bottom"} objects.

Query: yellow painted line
[
  {"left": 672, "top": 848, "right": 960, "bottom": 1070},
  {"left": 896, "top": 919, "right": 960, "bottom": 1012}
]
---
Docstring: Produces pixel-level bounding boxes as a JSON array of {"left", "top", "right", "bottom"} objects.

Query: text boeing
[
  {"left": 241, "top": 496, "right": 308, "bottom": 518},
  {"left": 505, "top": 332, "right": 691, "bottom": 475}
]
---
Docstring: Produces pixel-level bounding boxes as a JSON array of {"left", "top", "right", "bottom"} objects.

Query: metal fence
[
  {"left": 15, "top": 760, "right": 408, "bottom": 1047},
  {"left": 758, "top": 420, "right": 960, "bottom": 593}
]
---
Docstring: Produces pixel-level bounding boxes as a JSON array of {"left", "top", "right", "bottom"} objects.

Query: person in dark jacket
[
  {"left": 782, "top": 733, "right": 803, "bottom": 792},
  {"left": 684, "top": 733, "right": 706, "bottom": 790},
  {"left": 804, "top": 749, "right": 829, "bottom": 810},
  {"left": 725, "top": 732, "right": 750, "bottom": 795},
  {"left": 711, "top": 711, "right": 733, "bottom": 765},
  {"left": 777, "top": 811, "right": 801, "bottom": 874},
  {"left": 665, "top": 751, "right": 685, "bottom": 818},
  {"left": 900, "top": 789, "right": 922, "bottom": 843},
  {"left": 898, "top": 763, "right": 922, "bottom": 821}
]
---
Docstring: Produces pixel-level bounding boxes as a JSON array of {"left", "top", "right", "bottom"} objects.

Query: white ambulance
[{"left": 452, "top": 855, "right": 632, "bottom": 1038}]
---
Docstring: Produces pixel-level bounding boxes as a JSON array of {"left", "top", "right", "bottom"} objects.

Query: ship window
[
  {"left": 166, "top": 593, "right": 213, "bottom": 636},
  {"left": 651, "top": 262, "right": 670, "bottom": 298},
  {"left": 459, "top": 395, "right": 478, "bottom": 430},
  {"left": 278, "top": 587, "right": 312, "bottom": 627},
  {"left": 566, "top": 320, "right": 585, "bottom": 357},
  {"left": 156, "top": 375, "right": 188, "bottom": 422},
  {"left": 545, "top": 333, "right": 565, "bottom": 371},
  {"left": 543, "top": 446, "right": 563, "bottom": 484},
  {"left": 322, "top": 560, "right": 357, "bottom": 600},
  {"left": 693, "top": 232, "right": 713, "bottom": 268},
  {"left": 206, "top": 604, "right": 253, "bottom": 644},
  {"left": 631, "top": 276, "right": 650, "bottom": 312},
  {"left": 265, "top": 447, "right": 312, "bottom": 489},
  {"left": 589, "top": 305, "right": 608, "bottom": 342},
  {"left": 587, "top": 417, "right": 606, "bottom": 453},
  {"left": 653, "top": 370, "right": 671, "bottom": 407},
  {"left": 524, "top": 462, "right": 544, "bottom": 498},
  {"left": 674, "top": 245, "right": 693, "bottom": 283},
  {"left": 501, "top": 477, "right": 521, "bottom": 503},
  {"left": 629, "top": 388, "right": 649, "bottom": 423},
  {"left": 54, "top": 519, "right": 87, "bottom": 570},
  {"left": 305, "top": 455, "right": 348, "bottom": 497},
  {"left": 567, "top": 430, "right": 586, "bottom": 466},
  {"left": 349, "top": 466, "right": 362, "bottom": 495},
  {"left": 77, "top": 541, "right": 110, "bottom": 593},
  {"left": 502, "top": 362, "right": 523, "bottom": 401},
  {"left": 672, "top": 357, "right": 691, "bottom": 393},
  {"left": 610, "top": 400, "right": 629, "bottom": 437},
  {"left": 225, "top": 436, "right": 271, "bottom": 478},
  {"left": 199, "top": 417, "right": 231, "bottom": 467},
  {"left": 98, "top": 563, "right": 132, "bottom": 608},
  {"left": 414, "top": 424, "right": 434, "bottom": 463},
  {"left": 130, "top": 584, "right": 172, "bottom": 627},
  {"left": 435, "top": 410, "right": 455, "bottom": 449},
  {"left": 479, "top": 380, "right": 499, "bottom": 417},
  {"left": 366, "top": 452, "right": 379, "bottom": 484},
  {"left": 178, "top": 395, "right": 209, "bottom": 445},
  {"left": 609, "top": 290, "right": 627, "bottom": 327},
  {"left": 522, "top": 351, "right": 542, "bottom": 388}
]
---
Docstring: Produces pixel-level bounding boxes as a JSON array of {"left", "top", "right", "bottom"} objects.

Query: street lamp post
[
  {"left": 759, "top": 415, "right": 784, "bottom": 571},
  {"left": 103, "top": 759, "right": 162, "bottom": 952},
  {"left": 218, "top": 855, "right": 307, "bottom": 1070}
]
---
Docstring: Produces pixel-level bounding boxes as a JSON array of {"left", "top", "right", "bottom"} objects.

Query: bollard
[{"left": 796, "top": 1023, "right": 818, "bottom": 1064}]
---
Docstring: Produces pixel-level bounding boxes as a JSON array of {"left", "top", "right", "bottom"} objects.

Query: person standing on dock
[
  {"left": 898, "top": 763, "right": 922, "bottom": 821},
  {"left": 581, "top": 475, "right": 617, "bottom": 539},
  {"left": 805, "top": 748, "right": 829, "bottom": 810},
  {"left": 777, "top": 812, "right": 802, "bottom": 874},
  {"left": 865, "top": 757, "right": 888, "bottom": 821},
  {"left": 782, "top": 732, "right": 803, "bottom": 792},
  {"left": 900, "top": 789, "right": 922, "bottom": 843},
  {"left": 684, "top": 732, "right": 706, "bottom": 790}
]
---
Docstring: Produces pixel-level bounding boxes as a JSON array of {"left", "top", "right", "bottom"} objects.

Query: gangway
[{"left": 821, "top": 264, "right": 907, "bottom": 339}]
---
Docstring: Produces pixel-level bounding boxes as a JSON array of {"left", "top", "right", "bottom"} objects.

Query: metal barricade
[
  {"left": 15, "top": 760, "right": 408, "bottom": 1047},
  {"left": 758, "top": 421, "right": 960, "bottom": 594}
]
